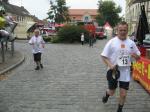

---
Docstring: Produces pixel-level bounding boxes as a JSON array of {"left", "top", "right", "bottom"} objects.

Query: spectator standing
[
  {"left": 89, "top": 32, "right": 93, "bottom": 47},
  {"left": 81, "top": 33, "right": 84, "bottom": 45}
]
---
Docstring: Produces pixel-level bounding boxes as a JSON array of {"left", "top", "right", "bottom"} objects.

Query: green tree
[
  {"left": 48, "top": 0, "right": 70, "bottom": 24},
  {"left": 97, "top": 0, "right": 122, "bottom": 27},
  {"left": 47, "top": 1, "right": 56, "bottom": 20}
]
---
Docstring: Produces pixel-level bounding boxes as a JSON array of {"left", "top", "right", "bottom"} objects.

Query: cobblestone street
[{"left": 0, "top": 39, "right": 150, "bottom": 112}]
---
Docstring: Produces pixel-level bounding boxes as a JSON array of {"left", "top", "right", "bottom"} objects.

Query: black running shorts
[
  {"left": 108, "top": 80, "right": 130, "bottom": 90},
  {"left": 33, "top": 53, "right": 41, "bottom": 61}
]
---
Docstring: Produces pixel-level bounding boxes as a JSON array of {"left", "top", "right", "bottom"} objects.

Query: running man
[{"left": 101, "top": 21, "right": 140, "bottom": 112}]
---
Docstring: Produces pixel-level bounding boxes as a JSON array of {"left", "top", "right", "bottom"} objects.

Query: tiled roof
[{"left": 69, "top": 9, "right": 98, "bottom": 16}]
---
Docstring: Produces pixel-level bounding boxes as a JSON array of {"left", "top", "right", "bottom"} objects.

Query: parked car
[{"left": 95, "top": 27, "right": 107, "bottom": 39}]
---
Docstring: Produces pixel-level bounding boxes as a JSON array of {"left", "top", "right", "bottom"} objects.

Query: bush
[
  {"left": 51, "top": 35, "right": 61, "bottom": 43},
  {"left": 43, "top": 36, "right": 51, "bottom": 42},
  {"left": 57, "top": 25, "right": 89, "bottom": 43}
]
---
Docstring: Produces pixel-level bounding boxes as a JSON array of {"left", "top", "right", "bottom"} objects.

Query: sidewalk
[{"left": 0, "top": 50, "right": 25, "bottom": 75}]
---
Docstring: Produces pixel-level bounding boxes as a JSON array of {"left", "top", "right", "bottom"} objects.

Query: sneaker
[
  {"left": 102, "top": 96, "right": 108, "bottom": 103},
  {"left": 117, "top": 109, "right": 122, "bottom": 112},
  {"left": 40, "top": 64, "right": 43, "bottom": 68},
  {"left": 35, "top": 66, "right": 40, "bottom": 70},
  {"left": 117, "top": 105, "right": 123, "bottom": 112}
]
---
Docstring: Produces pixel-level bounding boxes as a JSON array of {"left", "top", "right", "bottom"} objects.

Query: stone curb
[{"left": 0, "top": 52, "right": 25, "bottom": 75}]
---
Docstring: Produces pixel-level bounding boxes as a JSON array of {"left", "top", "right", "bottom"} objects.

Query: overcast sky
[{"left": 9, "top": 0, "right": 126, "bottom": 20}]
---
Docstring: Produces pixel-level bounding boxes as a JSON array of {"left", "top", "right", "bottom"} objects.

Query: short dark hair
[{"left": 117, "top": 21, "right": 128, "bottom": 27}]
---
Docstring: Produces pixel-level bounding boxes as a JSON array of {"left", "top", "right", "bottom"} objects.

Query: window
[{"left": 84, "top": 16, "right": 89, "bottom": 22}]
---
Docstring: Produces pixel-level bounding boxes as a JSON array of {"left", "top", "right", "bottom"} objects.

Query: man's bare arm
[{"left": 101, "top": 56, "right": 116, "bottom": 70}]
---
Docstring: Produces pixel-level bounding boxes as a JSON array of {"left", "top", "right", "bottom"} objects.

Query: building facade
[
  {"left": 125, "top": 0, "right": 150, "bottom": 34},
  {"left": 68, "top": 9, "right": 98, "bottom": 23}
]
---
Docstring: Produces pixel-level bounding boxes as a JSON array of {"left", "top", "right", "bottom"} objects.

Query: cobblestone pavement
[{"left": 0, "top": 39, "right": 150, "bottom": 112}]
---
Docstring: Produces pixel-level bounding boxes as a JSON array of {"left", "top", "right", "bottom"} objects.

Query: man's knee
[
  {"left": 109, "top": 90, "right": 115, "bottom": 96},
  {"left": 120, "top": 89, "right": 127, "bottom": 98}
]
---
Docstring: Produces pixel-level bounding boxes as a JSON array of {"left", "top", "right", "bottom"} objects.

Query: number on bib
[{"left": 117, "top": 55, "right": 131, "bottom": 66}]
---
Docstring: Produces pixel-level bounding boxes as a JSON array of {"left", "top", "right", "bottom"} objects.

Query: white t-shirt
[
  {"left": 29, "top": 35, "right": 45, "bottom": 54},
  {"left": 101, "top": 36, "right": 140, "bottom": 82},
  {"left": 81, "top": 34, "right": 84, "bottom": 41}
]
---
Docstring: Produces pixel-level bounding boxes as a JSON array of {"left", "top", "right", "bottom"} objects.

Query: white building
[{"left": 125, "top": 0, "right": 150, "bottom": 34}]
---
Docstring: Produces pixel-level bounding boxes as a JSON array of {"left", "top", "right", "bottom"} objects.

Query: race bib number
[{"left": 117, "top": 55, "right": 131, "bottom": 66}]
